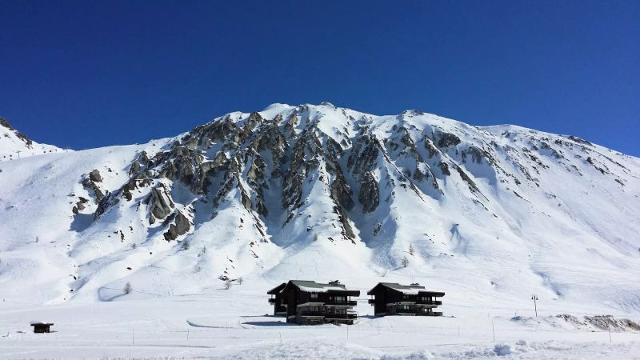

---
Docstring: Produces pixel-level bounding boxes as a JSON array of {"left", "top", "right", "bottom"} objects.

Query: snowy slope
[
  {"left": 0, "top": 117, "right": 62, "bottom": 160},
  {"left": 0, "top": 103, "right": 639, "bottom": 318}
]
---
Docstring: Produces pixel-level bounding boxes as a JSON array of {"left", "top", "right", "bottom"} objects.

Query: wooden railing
[{"left": 324, "top": 300, "right": 357, "bottom": 306}]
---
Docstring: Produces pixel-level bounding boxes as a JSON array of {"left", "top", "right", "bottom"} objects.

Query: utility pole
[{"left": 531, "top": 295, "right": 539, "bottom": 317}]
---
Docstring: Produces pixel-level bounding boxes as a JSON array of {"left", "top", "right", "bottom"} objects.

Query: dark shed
[{"left": 30, "top": 322, "right": 54, "bottom": 333}]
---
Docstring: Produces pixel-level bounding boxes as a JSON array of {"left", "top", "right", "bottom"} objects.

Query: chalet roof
[
  {"left": 286, "top": 280, "right": 359, "bottom": 295},
  {"left": 267, "top": 282, "right": 287, "bottom": 295},
  {"left": 291, "top": 280, "right": 345, "bottom": 292},
  {"left": 366, "top": 282, "right": 444, "bottom": 295}
]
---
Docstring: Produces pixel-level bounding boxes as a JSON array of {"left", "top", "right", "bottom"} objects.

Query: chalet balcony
[
  {"left": 416, "top": 299, "right": 442, "bottom": 306},
  {"left": 324, "top": 300, "right": 357, "bottom": 306},
  {"left": 297, "top": 311, "right": 327, "bottom": 317},
  {"left": 298, "top": 311, "right": 357, "bottom": 319},
  {"left": 325, "top": 313, "right": 358, "bottom": 320}
]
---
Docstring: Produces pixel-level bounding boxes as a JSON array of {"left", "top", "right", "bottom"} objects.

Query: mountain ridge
[
  {"left": 0, "top": 117, "right": 62, "bottom": 160},
  {"left": 0, "top": 103, "right": 638, "bottom": 315}
]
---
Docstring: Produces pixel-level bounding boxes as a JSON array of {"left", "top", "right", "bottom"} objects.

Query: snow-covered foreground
[{"left": 1, "top": 283, "right": 639, "bottom": 359}]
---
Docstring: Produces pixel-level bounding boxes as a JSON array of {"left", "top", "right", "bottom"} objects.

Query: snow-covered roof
[
  {"left": 267, "top": 282, "right": 286, "bottom": 294},
  {"left": 368, "top": 282, "right": 426, "bottom": 295},
  {"left": 289, "top": 280, "right": 356, "bottom": 293}
]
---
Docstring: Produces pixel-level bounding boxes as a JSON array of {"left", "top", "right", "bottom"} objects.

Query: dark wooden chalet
[
  {"left": 367, "top": 282, "right": 444, "bottom": 316},
  {"left": 267, "top": 282, "right": 287, "bottom": 316},
  {"left": 279, "top": 280, "right": 360, "bottom": 325}
]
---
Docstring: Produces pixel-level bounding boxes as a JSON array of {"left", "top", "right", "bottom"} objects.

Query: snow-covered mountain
[
  {"left": 0, "top": 117, "right": 62, "bottom": 160},
  {"left": 1, "top": 103, "right": 639, "bottom": 315}
]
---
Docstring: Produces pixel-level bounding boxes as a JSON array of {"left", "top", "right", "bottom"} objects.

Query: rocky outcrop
[
  {"left": 462, "top": 146, "right": 495, "bottom": 165},
  {"left": 156, "top": 145, "right": 213, "bottom": 194},
  {"left": 358, "top": 171, "right": 379, "bottom": 213},
  {"left": 81, "top": 172, "right": 105, "bottom": 202},
  {"left": 72, "top": 197, "right": 89, "bottom": 214},
  {"left": 436, "top": 132, "right": 461, "bottom": 148},
  {"left": 438, "top": 161, "right": 451, "bottom": 176},
  {"left": 89, "top": 169, "right": 103, "bottom": 183},
  {"left": 326, "top": 138, "right": 353, "bottom": 211},
  {"left": 129, "top": 151, "right": 152, "bottom": 175},
  {"left": 148, "top": 184, "right": 174, "bottom": 223},
  {"left": 163, "top": 211, "right": 191, "bottom": 241},
  {"left": 455, "top": 165, "right": 483, "bottom": 197}
]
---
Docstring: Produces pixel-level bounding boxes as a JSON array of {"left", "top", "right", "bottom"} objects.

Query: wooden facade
[
  {"left": 267, "top": 282, "right": 287, "bottom": 316},
  {"left": 367, "top": 282, "right": 444, "bottom": 316},
  {"left": 279, "top": 280, "right": 360, "bottom": 325}
]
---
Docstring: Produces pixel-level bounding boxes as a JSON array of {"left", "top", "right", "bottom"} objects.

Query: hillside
[
  {"left": 0, "top": 103, "right": 639, "bottom": 316},
  {"left": 0, "top": 117, "right": 62, "bottom": 160}
]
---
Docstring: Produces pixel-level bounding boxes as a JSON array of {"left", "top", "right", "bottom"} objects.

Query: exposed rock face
[
  {"left": 89, "top": 169, "right": 103, "bottom": 183},
  {"left": 163, "top": 211, "right": 191, "bottom": 241},
  {"left": 0, "top": 117, "right": 14, "bottom": 130},
  {"left": 358, "top": 171, "right": 379, "bottom": 213},
  {"left": 148, "top": 184, "right": 174, "bottom": 223},
  {"left": 436, "top": 132, "right": 461, "bottom": 148},
  {"left": 438, "top": 161, "right": 451, "bottom": 176},
  {"left": 72, "top": 197, "right": 89, "bottom": 214},
  {"left": 82, "top": 173, "right": 105, "bottom": 202},
  {"left": 129, "top": 151, "right": 152, "bottom": 176}
]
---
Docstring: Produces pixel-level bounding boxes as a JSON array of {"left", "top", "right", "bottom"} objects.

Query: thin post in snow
[
  {"left": 346, "top": 325, "right": 349, "bottom": 343},
  {"left": 186, "top": 328, "right": 190, "bottom": 341},
  {"left": 608, "top": 327, "right": 612, "bottom": 344},
  {"left": 531, "top": 295, "right": 539, "bottom": 317},
  {"left": 491, "top": 319, "right": 496, "bottom": 343},
  {"left": 132, "top": 328, "right": 135, "bottom": 345}
]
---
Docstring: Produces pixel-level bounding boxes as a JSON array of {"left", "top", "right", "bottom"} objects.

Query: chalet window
[{"left": 310, "top": 292, "right": 318, "bottom": 300}]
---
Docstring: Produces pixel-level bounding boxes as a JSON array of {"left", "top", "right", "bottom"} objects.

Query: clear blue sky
[{"left": 1, "top": 0, "right": 638, "bottom": 155}]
